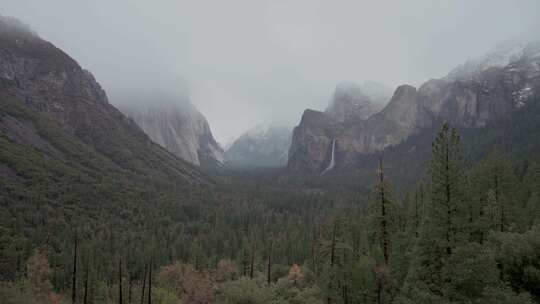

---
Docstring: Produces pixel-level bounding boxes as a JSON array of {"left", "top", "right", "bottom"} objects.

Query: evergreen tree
[
  {"left": 376, "top": 156, "right": 391, "bottom": 266},
  {"left": 429, "top": 123, "right": 466, "bottom": 254},
  {"left": 401, "top": 123, "right": 466, "bottom": 301}
]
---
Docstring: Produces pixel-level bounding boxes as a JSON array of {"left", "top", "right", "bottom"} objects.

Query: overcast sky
[{"left": 2, "top": 0, "right": 540, "bottom": 143}]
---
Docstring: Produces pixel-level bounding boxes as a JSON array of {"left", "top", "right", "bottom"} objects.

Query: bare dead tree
[
  {"left": 83, "top": 258, "right": 89, "bottom": 304},
  {"left": 267, "top": 241, "right": 272, "bottom": 284},
  {"left": 72, "top": 232, "right": 78, "bottom": 304},
  {"left": 250, "top": 241, "right": 256, "bottom": 279},
  {"left": 118, "top": 258, "right": 123, "bottom": 304},
  {"left": 147, "top": 261, "right": 152, "bottom": 304},
  {"left": 140, "top": 264, "right": 147, "bottom": 304}
]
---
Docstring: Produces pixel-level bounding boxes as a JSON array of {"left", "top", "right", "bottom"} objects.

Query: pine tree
[
  {"left": 429, "top": 123, "right": 466, "bottom": 255},
  {"left": 376, "top": 155, "right": 392, "bottom": 265},
  {"left": 363, "top": 155, "right": 396, "bottom": 304},
  {"left": 410, "top": 182, "right": 426, "bottom": 238},
  {"left": 401, "top": 123, "right": 466, "bottom": 301}
]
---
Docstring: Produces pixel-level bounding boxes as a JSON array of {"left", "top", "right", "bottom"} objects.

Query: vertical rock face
[
  {"left": 288, "top": 110, "right": 345, "bottom": 172},
  {"left": 288, "top": 81, "right": 392, "bottom": 172},
  {"left": 224, "top": 124, "right": 292, "bottom": 167},
  {"left": 0, "top": 16, "right": 207, "bottom": 184},
  {"left": 288, "top": 41, "right": 540, "bottom": 173},
  {"left": 367, "top": 85, "right": 430, "bottom": 151},
  {"left": 119, "top": 102, "right": 224, "bottom": 168}
]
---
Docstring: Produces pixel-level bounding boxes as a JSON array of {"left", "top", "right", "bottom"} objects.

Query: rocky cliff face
[
  {"left": 287, "top": 81, "right": 392, "bottom": 172},
  {"left": 0, "top": 16, "right": 207, "bottom": 184},
  {"left": 225, "top": 124, "right": 292, "bottom": 167},
  {"left": 288, "top": 41, "right": 540, "bottom": 173},
  {"left": 119, "top": 101, "right": 224, "bottom": 168}
]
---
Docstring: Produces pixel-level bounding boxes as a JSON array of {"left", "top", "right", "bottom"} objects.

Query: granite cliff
[
  {"left": 288, "top": 41, "right": 540, "bottom": 173},
  {"left": 119, "top": 101, "right": 224, "bottom": 168}
]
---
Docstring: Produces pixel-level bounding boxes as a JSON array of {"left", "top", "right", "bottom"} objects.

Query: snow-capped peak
[{"left": 446, "top": 38, "right": 529, "bottom": 80}]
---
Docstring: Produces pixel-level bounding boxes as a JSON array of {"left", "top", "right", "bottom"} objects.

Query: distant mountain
[
  {"left": 118, "top": 100, "right": 224, "bottom": 169},
  {"left": 288, "top": 40, "right": 540, "bottom": 173},
  {"left": 0, "top": 14, "right": 209, "bottom": 203},
  {"left": 225, "top": 124, "right": 292, "bottom": 167}
]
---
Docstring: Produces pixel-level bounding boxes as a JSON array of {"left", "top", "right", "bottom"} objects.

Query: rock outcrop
[
  {"left": 288, "top": 41, "right": 540, "bottom": 173},
  {"left": 225, "top": 124, "right": 292, "bottom": 167}
]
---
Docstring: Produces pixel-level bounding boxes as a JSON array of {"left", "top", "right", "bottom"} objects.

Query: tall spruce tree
[
  {"left": 376, "top": 156, "right": 391, "bottom": 266},
  {"left": 365, "top": 155, "right": 396, "bottom": 304},
  {"left": 430, "top": 123, "right": 466, "bottom": 254}
]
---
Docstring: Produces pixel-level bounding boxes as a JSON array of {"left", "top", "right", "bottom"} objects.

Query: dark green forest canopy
[{"left": 1, "top": 95, "right": 540, "bottom": 303}]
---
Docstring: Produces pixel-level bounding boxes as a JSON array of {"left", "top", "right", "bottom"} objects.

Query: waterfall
[{"left": 321, "top": 139, "right": 336, "bottom": 175}]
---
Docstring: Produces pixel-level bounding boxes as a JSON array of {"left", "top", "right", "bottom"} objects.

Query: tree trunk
[
  {"left": 267, "top": 242, "right": 272, "bottom": 284},
  {"left": 342, "top": 283, "right": 349, "bottom": 304},
  {"left": 445, "top": 140, "right": 452, "bottom": 256},
  {"left": 378, "top": 156, "right": 389, "bottom": 265},
  {"left": 242, "top": 248, "right": 248, "bottom": 277},
  {"left": 119, "top": 258, "right": 123, "bottom": 304},
  {"left": 140, "top": 264, "right": 147, "bottom": 304},
  {"left": 72, "top": 233, "right": 78, "bottom": 304},
  {"left": 377, "top": 276, "right": 383, "bottom": 304},
  {"left": 330, "top": 222, "right": 337, "bottom": 267},
  {"left": 250, "top": 242, "right": 256, "bottom": 279},
  {"left": 83, "top": 262, "right": 89, "bottom": 304},
  {"left": 128, "top": 276, "right": 132, "bottom": 304},
  {"left": 147, "top": 262, "right": 152, "bottom": 304}
]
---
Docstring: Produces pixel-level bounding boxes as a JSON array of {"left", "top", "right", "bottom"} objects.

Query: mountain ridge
[
  {"left": 0, "top": 16, "right": 209, "bottom": 187},
  {"left": 288, "top": 40, "right": 540, "bottom": 173}
]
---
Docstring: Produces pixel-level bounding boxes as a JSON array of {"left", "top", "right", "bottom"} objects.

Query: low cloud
[{"left": 2, "top": 0, "right": 539, "bottom": 142}]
